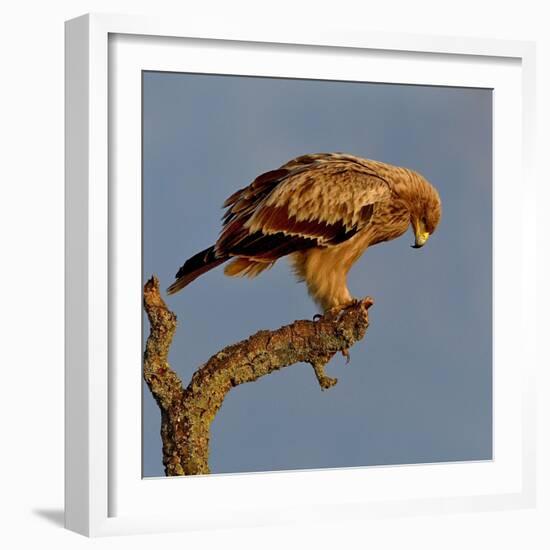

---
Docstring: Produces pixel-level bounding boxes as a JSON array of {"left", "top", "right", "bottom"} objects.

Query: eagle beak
[{"left": 411, "top": 231, "right": 430, "bottom": 249}]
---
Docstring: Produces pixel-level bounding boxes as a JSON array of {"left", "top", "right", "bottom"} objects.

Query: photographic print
[{"left": 142, "top": 72, "right": 492, "bottom": 477}]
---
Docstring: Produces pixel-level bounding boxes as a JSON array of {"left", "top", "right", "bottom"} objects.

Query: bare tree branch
[{"left": 143, "top": 275, "right": 373, "bottom": 476}]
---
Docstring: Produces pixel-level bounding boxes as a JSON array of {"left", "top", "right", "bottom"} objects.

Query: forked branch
[{"left": 143, "top": 275, "right": 372, "bottom": 475}]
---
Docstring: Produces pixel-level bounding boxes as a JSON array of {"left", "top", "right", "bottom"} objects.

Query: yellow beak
[{"left": 412, "top": 231, "right": 430, "bottom": 249}]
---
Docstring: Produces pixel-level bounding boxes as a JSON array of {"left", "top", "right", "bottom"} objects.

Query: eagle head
[{"left": 409, "top": 174, "right": 442, "bottom": 249}]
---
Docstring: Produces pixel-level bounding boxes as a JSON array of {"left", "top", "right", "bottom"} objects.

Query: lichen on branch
[{"left": 143, "top": 275, "right": 372, "bottom": 476}]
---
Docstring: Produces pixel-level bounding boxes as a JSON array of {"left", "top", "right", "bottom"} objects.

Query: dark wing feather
[{"left": 215, "top": 153, "right": 392, "bottom": 262}]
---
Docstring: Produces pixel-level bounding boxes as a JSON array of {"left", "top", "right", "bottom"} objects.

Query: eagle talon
[
  {"left": 324, "top": 300, "right": 359, "bottom": 321},
  {"left": 341, "top": 348, "right": 351, "bottom": 363}
]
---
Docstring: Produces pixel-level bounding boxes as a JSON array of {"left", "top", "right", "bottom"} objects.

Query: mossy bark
[{"left": 143, "top": 275, "right": 373, "bottom": 476}]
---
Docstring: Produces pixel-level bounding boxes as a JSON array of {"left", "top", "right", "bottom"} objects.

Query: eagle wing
[{"left": 216, "top": 153, "right": 392, "bottom": 262}]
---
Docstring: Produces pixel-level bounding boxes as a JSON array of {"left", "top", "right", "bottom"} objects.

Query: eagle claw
[{"left": 341, "top": 348, "right": 351, "bottom": 363}]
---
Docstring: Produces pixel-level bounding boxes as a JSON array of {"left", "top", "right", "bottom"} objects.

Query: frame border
[{"left": 65, "top": 12, "right": 536, "bottom": 537}]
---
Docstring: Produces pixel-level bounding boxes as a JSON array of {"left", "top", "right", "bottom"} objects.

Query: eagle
[{"left": 167, "top": 153, "right": 441, "bottom": 312}]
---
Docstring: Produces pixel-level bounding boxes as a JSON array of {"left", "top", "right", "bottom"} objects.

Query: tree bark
[{"left": 143, "top": 275, "right": 373, "bottom": 476}]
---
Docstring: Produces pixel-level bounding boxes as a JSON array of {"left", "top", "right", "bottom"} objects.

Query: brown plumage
[{"left": 167, "top": 153, "right": 441, "bottom": 311}]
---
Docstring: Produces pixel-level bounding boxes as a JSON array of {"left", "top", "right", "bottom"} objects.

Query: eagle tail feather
[{"left": 167, "top": 246, "right": 226, "bottom": 295}]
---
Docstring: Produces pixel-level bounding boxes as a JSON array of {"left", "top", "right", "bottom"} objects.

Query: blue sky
[{"left": 142, "top": 72, "right": 492, "bottom": 477}]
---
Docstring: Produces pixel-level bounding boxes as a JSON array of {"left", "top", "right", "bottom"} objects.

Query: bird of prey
[{"left": 167, "top": 153, "right": 441, "bottom": 312}]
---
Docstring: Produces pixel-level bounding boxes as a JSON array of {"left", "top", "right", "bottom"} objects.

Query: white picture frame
[{"left": 65, "top": 13, "right": 537, "bottom": 537}]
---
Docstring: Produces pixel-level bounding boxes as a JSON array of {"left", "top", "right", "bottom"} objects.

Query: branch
[{"left": 143, "top": 275, "right": 373, "bottom": 476}]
